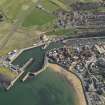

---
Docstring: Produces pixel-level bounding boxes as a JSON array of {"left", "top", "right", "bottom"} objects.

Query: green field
[
  {"left": 0, "top": 67, "right": 17, "bottom": 79},
  {"left": 22, "top": 0, "right": 61, "bottom": 27},
  {"left": 46, "top": 28, "right": 78, "bottom": 36},
  {"left": 22, "top": 8, "right": 55, "bottom": 27},
  {"left": 80, "top": 0, "right": 99, "bottom": 2},
  {"left": 0, "top": 68, "right": 76, "bottom": 105},
  {"left": 0, "top": 28, "right": 40, "bottom": 56},
  {"left": 50, "top": 0, "right": 69, "bottom": 11},
  {"left": 40, "top": 0, "right": 59, "bottom": 13},
  {"left": 0, "top": 0, "right": 38, "bottom": 20}
]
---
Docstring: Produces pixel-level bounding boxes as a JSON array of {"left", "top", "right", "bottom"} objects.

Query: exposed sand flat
[{"left": 48, "top": 63, "right": 87, "bottom": 105}]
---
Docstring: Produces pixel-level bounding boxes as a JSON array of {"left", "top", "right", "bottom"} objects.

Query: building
[
  {"left": 95, "top": 44, "right": 105, "bottom": 54},
  {"left": 40, "top": 34, "right": 49, "bottom": 42}
]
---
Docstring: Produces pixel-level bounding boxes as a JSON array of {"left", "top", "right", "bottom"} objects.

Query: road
[{"left": 63, "top": 36, "right": 105, "bottom": 47}]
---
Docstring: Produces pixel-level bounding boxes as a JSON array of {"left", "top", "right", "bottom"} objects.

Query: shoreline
[{"left": 48, "top": 63, "right": 87, "bottom": 105}]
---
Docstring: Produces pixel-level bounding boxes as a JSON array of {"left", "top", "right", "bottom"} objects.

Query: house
[{"left": 95, "top": 44, "right": 105, "bottom": 54}]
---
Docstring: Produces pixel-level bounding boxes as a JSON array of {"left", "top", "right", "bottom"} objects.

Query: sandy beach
[{"left": 48, "top": 63, "right": 87, "bottom": 105}]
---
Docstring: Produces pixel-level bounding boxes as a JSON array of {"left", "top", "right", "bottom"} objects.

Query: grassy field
[
  {"left": 22, "top": 0, "right": 61, "bottom": 27},
  {"left": 40, "top": 0, "right": 59, "bottom": 13},
  {"left": 0, "top": 0, "right": 40, "bottom": 55},
  {"left": 80, "top": 0, "right": 99, "bottom": 2},
  {"left": 50, "top": 0, "right": 69, "bottom": 11},
  {"left": 0, "top": 0, "right": 38, "bottom": 20},
  {"left": 60, "top": 0, "right": 99, "bottom": 3},
  {"left": 22, "top": 8, "right": 55, "bottom": 27},
  {"left": 0, "top": 67, "right": 17, "bottom": 79},
  {"left": 0, "top": 67, "right": 76, "bottom": 105},
  {"left": 46, "top": 28, "right": 78, "bottom": 36},
  {"left": 0, "top": 28, "right": 40, "bottom": 56}
]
